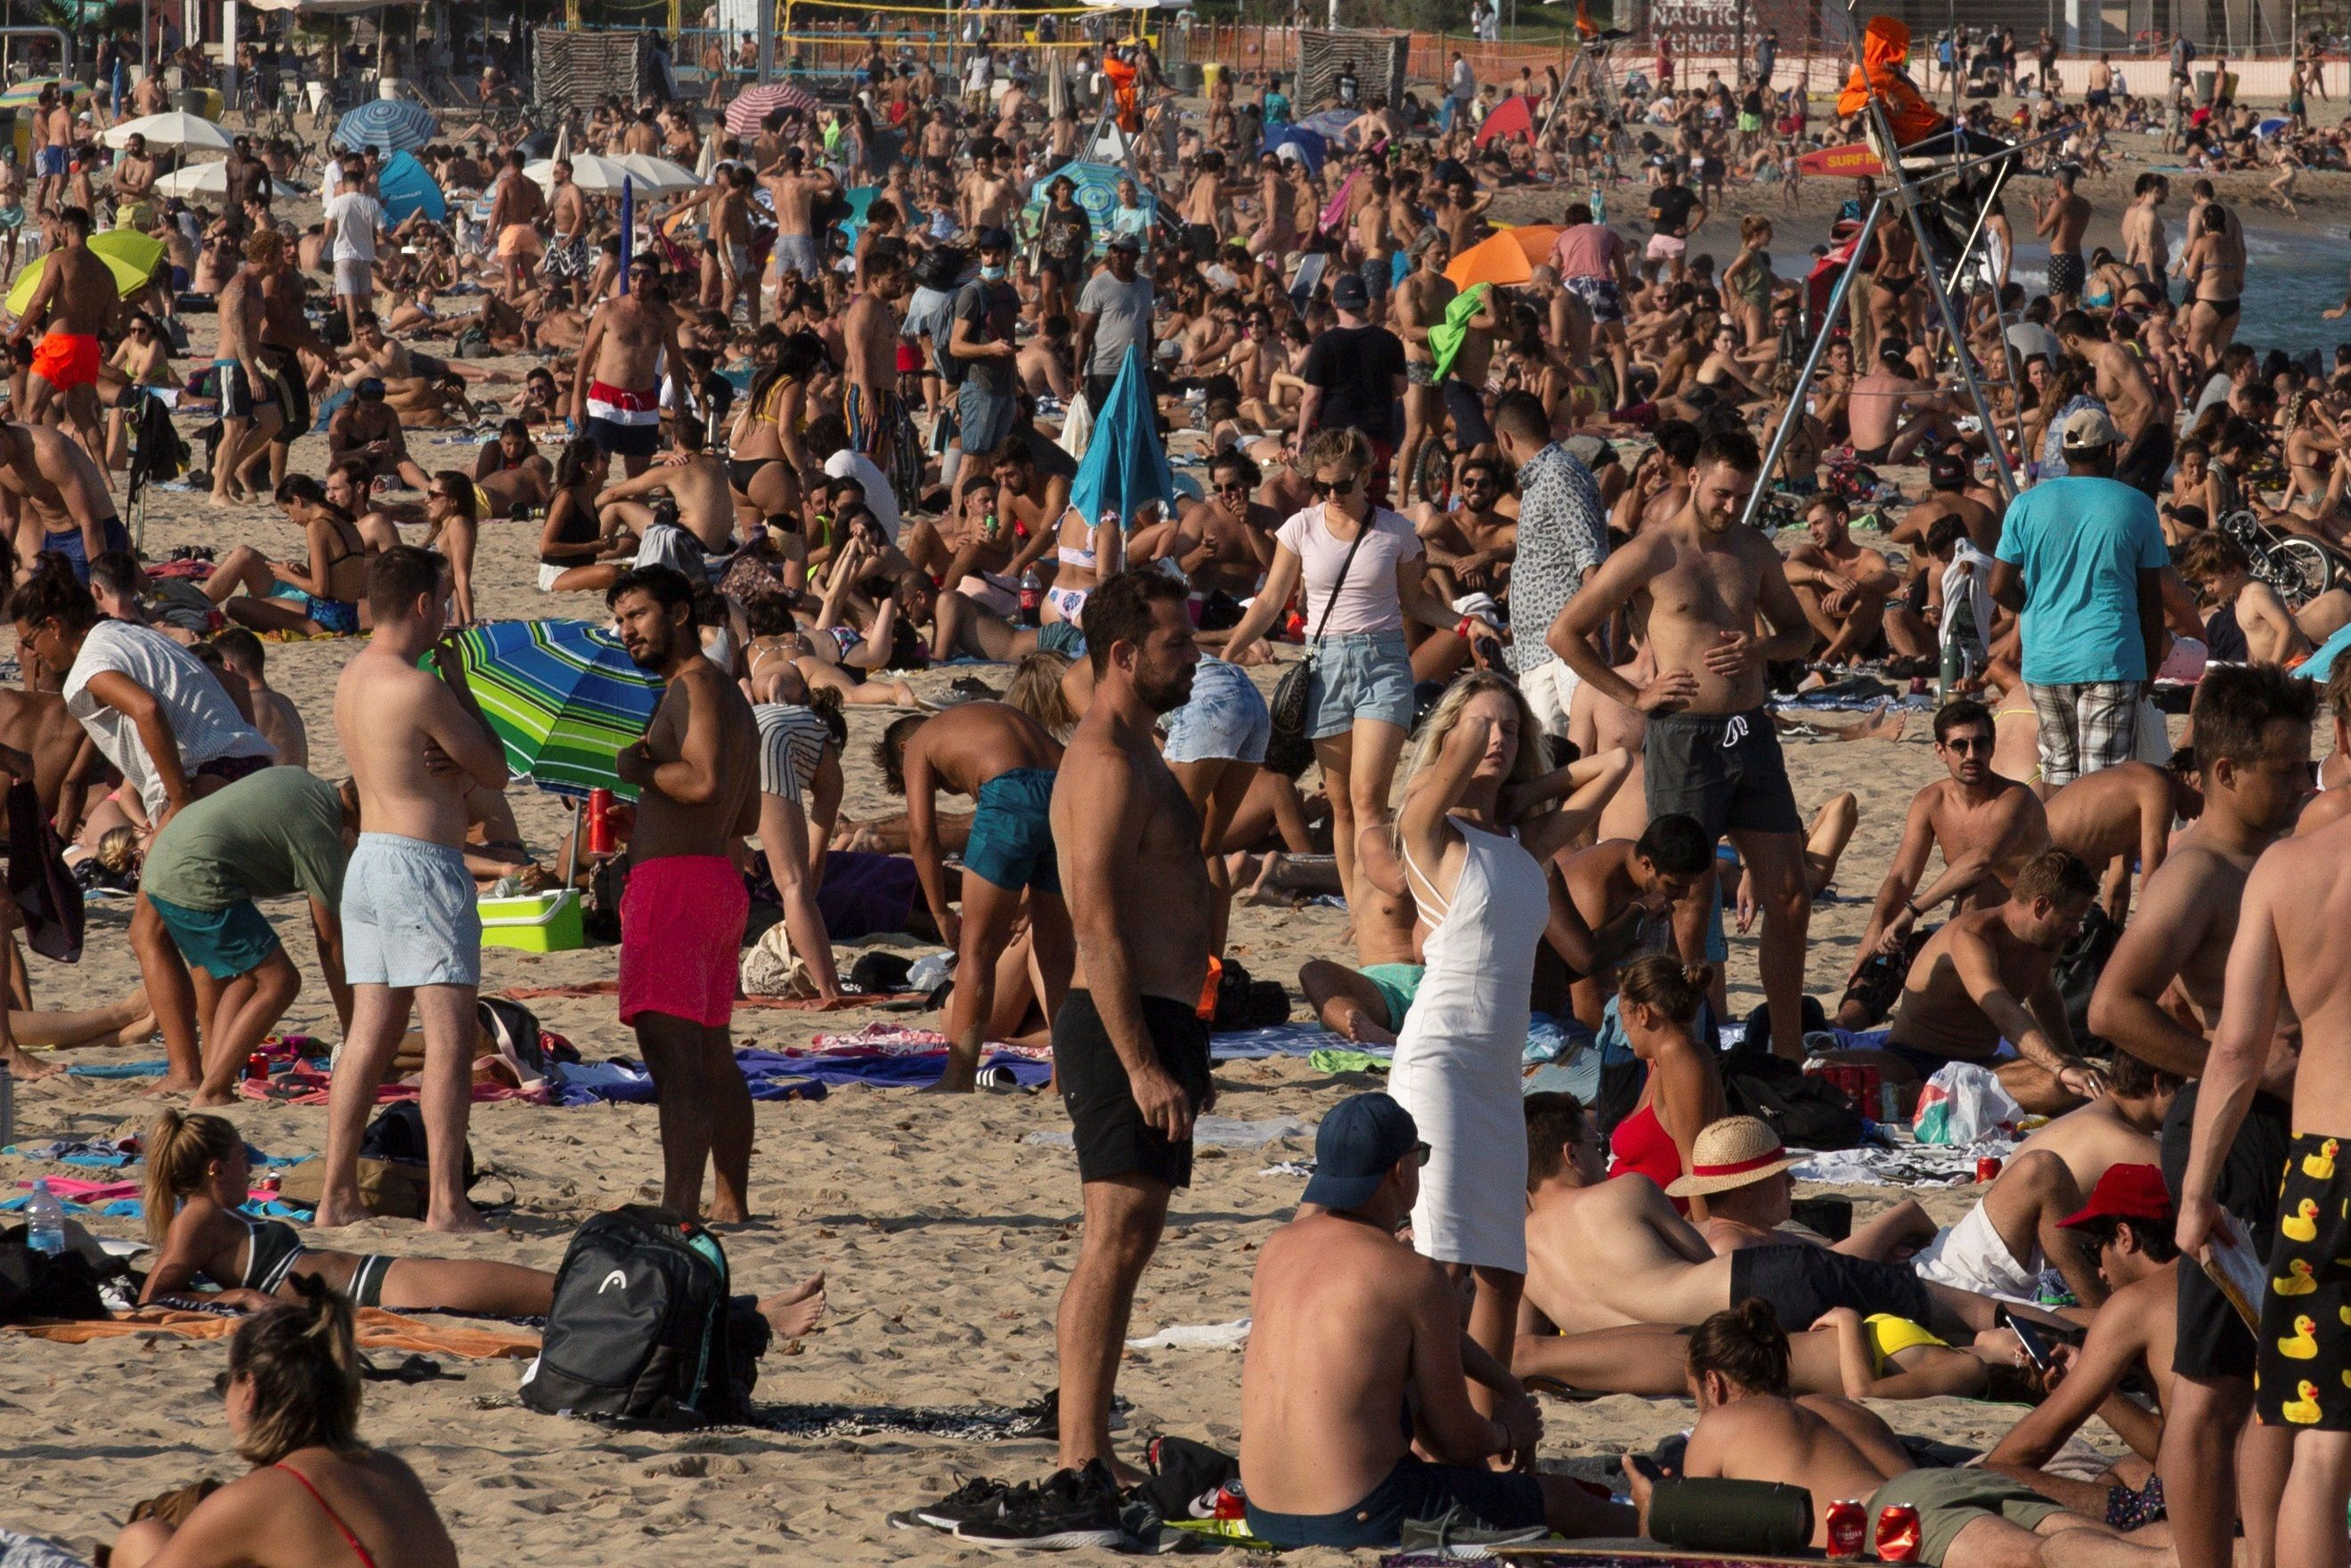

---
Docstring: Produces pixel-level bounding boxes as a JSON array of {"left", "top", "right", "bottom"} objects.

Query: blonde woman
[
  {"left": 110, "top": 1283, "right": 460, "bottom": 1568},
  {"left": 1216, "top": 427, "right": 1485, "bottom": 914},
  {"left": 1385, "top": 671, "right": 1631, "bottom": 1401}
]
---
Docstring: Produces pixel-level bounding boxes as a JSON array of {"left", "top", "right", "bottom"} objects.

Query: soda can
[
  {"left": 1824, "top": 1500, "right": 1868, "bottom": 1559},
  {"left": 1875, "top": 1503, "right": 1924, "bottom": 1563},
  {"left": 244, "top": 1052, "right": 271, "bottom": 1082},
  {"left": 586, "top": 787, "right": 617, "bottom": 856},
  {"left": 1976, "top": 1155, "right": 2004, "bottom": 1183}
]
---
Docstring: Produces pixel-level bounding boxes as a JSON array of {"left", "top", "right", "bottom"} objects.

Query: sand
[{"left": 0, "top": 169, "right": 2165, "bottom": 1562}]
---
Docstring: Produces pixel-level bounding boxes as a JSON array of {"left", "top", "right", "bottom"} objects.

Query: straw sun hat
[{"left": 1664, "top": 1116, "right": 1803, "bottom": 1198}]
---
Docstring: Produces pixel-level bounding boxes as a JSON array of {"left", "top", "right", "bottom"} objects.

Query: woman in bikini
[
  {"left": 727, "top": 326, "right": 820, "bottom": 532},
  {"left": 110, "top": 1276, "right": 464, "bottom": 1568},
  {"left": 101, "top": 311, "right": 180, "bottom": 469},
  {"left": 2180, "top": 199, "right": 2243, "bottom": 370},
  {"left": 744, "top": 540, "right": 920, "bottom": 707},
  {"left": 536, "top": 437, "right": 632, "bottom": 595},
  {"left": 1606, "top": 957, "right": 1728, "bottom": 1217},
  {"left": 201, "top": 476, "right": 370, "bottom": 637}
]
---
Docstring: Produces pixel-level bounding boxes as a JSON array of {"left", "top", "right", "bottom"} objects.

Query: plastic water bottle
[{"left": 26, "top": 1177, "right": 65, "bottom": 1257}]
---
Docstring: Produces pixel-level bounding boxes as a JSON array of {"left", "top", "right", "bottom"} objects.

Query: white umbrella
[
  {"left": 150, "top": 162, "right": 281, "bottom": 199},
  {"left": 526, "top": 154, "right": 700, "bottom": 197},
  {"left": 103, "top": 111, "right": 235, "bottom": 151},
  {"left": 610, "top": 153, "right": 701, "bottom": 194},
  {"left": 551, "top": 120, "right": 572, "bottom": 165}
]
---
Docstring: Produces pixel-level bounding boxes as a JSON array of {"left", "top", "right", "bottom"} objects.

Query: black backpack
[
  {"left": 519, "top": 1206, "right": 768, "bottom": 1427},
  {"left": 0, "top": 1238, "right": 108, "bottom": 1325},
  {"left": 1722, "top": 1048, "right": 1866, "bottom": 1151}
]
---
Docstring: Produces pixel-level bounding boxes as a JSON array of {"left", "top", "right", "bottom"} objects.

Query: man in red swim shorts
[
  {"left": 608, "top": 564, "right": 764, "bottom": 1224},
  {"left": 13, "top": 205, "right": 113, "bottom": 460}
]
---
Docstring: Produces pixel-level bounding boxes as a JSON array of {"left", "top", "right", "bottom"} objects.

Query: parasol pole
[{"left": 619, "top": 174, "right": 632, "bottom": 291}]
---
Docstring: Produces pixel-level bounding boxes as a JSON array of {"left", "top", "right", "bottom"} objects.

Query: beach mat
[
  {"left": 500, "top": 981, "right": 928, "bottom": 1011},
  {"left": 1460, "top": 1543, "right": 1829, "bottom": 1566},
  {"left": 8, "top": 1305, "right": 538, "bottom": 1360}
]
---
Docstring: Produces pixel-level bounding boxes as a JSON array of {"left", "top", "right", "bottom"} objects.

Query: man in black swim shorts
[{"left": 1045, "top": 569, "right": 1215, "bottom": 1494}]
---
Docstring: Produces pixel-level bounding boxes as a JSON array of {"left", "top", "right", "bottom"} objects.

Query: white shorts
[
  {"left": 332, "top": 257, "right": 373, "bottom": 299},
  {"left": 1645, "top": 232, "right": 1688, "bottom": 262},
  {"left": 538, "top": 562, "right": 567, "bottom": 591},
  {"left": 1517, "top": 657, "right": 1581, "bottom": 741}
]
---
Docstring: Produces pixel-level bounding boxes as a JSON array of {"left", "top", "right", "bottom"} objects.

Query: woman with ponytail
[
  {"left": 110, "top": 1278, "right": 460, "bottom": 1568},
  {"left": 1607, "top": 955, "right": 1729, "bottom": 1216},
  {"left": 138, "top": 1109, "right": 826, "bottom": 1324}
]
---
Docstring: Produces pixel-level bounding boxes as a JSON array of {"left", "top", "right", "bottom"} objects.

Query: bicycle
[{"left": 2218, "top": 508, "right": 2345, "bottom": 606}]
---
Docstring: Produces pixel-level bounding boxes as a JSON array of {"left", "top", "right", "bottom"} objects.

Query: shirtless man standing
[
  {"left": 209, "top": 238, "right": 281, "bottom": 507},
  {"left": 2044, "top": 754, "right": 2200, "bottom": 925},
  {"left": 1391, "top": 231, "right": 1452, "bottom": 511},
  {"left": 712, "top": 167, "right": 758, "bottom": 328},
  {"left": 543, "top": 161, "right": 590, "bottom": 310},
  {"left": 765, "top": 148, "right": 837, "bottom": 285},
  {"left": 609, "top": 564, "right": 761, "bottom": 1222},
  {"left": 319, "top": 546, "right": 509, "bottom": 1233},
  {"left": 1180, "top": 150, "right": 1225, "bottom": 264},
  {"left": 1875, "top": 848, "right": 2106, "bottom": 1116},
  {"left": 488, "top": 150, "right": 546, "bottom": 303},
  {"left": 2037, "top": 167, "right": 2093, "bottom": 313},
  {"left": 573, "top": 255, "right": 696, "bottom": 477},
  {"left": 2177, "top": 680, "right": 2351, "bottom": 1568},
  {"left": 1238, "top": 1092, "right": 1627, "bottom": 1549},
  {"left": 255, "top": 232, "right": 333, "bottom": 494},
  {"left": 2088, "top": 663, "right": 2314, "bottom": 1568},
  {"left": 2121, "top": 174, "right": 2170, "bottom": 289},
  {"left": 15, "top": 206, "right": 115, "bottom": 467},
  {"left": 842, "top": 248, "right": 907, "bottom": 498},
  {"left": 1550, "top": 428, "right": 1821, "bottom": 1059},
  {"left": 1048, "top": 568, "right": 1210, "bottom": 1484},
  {"left": 2056, "top": 310, "right": 2174, "bottom": 500},
  {"left": 880, "top": 702, "right": 1072, "bottom": 1093},
  {"left": 1843, "top": 699, "right": 2049, "bottom": 1027},
  {"left": 0, "top": 417, "right": 129, "bottom": 588}
]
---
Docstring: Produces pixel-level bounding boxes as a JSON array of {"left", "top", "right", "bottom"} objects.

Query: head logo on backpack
[{"left": 598, "top": 1270, "right": 629, "bottom": 1295}]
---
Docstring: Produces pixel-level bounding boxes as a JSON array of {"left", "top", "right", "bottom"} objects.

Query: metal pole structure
[
  {"left": 758, "top": 0, "right": 774, "bottom": 80},
  {"left": 1740, "top": 195, "right": 1886, "bottom": 531}
]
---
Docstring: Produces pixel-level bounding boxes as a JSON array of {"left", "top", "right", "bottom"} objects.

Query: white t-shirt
[
  {"left": 319, "top": 158, "right": 344, "bottom": 206},
  {"left": 62, "top": 620, "right": 273, "bottom": 818},
  {"left": 824, "top": 449, "right": 902, "bottom": 543},
  {"left": 1274, "top": 505, "right": 1421, "bottom": 637},
  {"left": 325, "top": 191, "right": 383, "bottom": 265}
]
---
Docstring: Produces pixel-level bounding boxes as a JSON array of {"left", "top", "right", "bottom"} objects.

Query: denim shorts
[
  {"left": 1306, "top": 630, "right": 1415, "bottom": 740},
  {"left": 341, "top": 833, "right": 481, "bottom": 989},
  {"left": 1164, "top": 657, "right": 1271, "bottom": 764}
]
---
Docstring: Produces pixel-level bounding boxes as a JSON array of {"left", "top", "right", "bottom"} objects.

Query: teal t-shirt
[{"left": 1994, "top": 475, "right": 2168, "bottom": 686}]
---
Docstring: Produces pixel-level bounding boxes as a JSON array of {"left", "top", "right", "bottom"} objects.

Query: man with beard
[
  {"left": 573, "top": 255, "right": 698, "bottom": 478},
  {"left": 1043, "top": 568, "right": 1211, "bottom": 1498},
  {"left": 608, "top": 565, "right": 762, "bottom": 1223}
]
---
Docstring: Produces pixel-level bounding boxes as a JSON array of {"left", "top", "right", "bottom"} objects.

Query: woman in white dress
[{"left": 1385, "top": 672, "right": 1633, "bottom": 1397}]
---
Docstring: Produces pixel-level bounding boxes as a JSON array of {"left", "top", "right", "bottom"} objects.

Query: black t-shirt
[
  {"left": 1650, "top": 184, "right": 1697, "bottom": 237},
  {"left": 1302, "top": 324, "right": 1406, "bottom": 444},
  {"left": 953, "top": 278, "right": 1021, "bottom": 399}
]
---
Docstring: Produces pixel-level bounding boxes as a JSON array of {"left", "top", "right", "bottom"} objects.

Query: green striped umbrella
[{"left": 427, "top": 621, "right": 663, "bottom": 802}]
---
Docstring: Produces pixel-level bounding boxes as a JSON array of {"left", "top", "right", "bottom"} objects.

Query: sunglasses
[
  {"left": 1413, "top": 1141, "right": 1433, "bottom": 1166},
  {"left": 1942, "top": 734, "right": 1994, "bottom": 754},
  {"left": 1311, "top": 475, "right": 1361, "bottom": 499}
]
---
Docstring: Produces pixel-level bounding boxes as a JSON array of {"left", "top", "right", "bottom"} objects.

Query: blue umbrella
[
  {"left": 1300, "top": 107, "right": 1357, "bottom": 143},
  {"left": 375, "top": 149, "right": 445, "bottom": 225},
  {"left": 1265, "top": 124, "right": 1327, "bottom": 175},
  {"left": 427, "top": 621, "right": 664, "bottom": 801},
  {"left": 1070, "top": 344, "right": 1175, "bottom": 527},
  {"left": 332, "top": 99, "right": 438, "bottom": 154},
  {"left": 1021, "top": 160, "right": 1153, "bottom": 257}
]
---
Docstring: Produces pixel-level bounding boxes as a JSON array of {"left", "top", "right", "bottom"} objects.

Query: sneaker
[
  {"left": 1395, "top": 1505, "right": 1550, "bottom": 1560},
  {"left": 956, "top": 1462, "right": 1124, "bottom": 1551},
  {"left": 891, "top": 1475, "right": 1023, "bottom": 1532}
]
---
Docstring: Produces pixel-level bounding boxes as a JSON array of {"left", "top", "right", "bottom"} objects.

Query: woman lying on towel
[
  {"left": 110, "top": 1280, "right": 462, "bottom": 1568},
  {"left": 1519, "top": 1304, "right": 2063, "bottom": 1403},
  {"left": 140, "top": 1112, "right": 827, "bottom": 1331}
]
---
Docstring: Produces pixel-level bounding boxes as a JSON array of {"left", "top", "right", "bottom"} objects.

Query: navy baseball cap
[
  {"left": 1302, "top": 1093, "right": 1422, "bottom": 1211},
  {"left": 976, "top": 225, "right": 1013, "bottom": 252},
  {"left": 1330, "top": 272, "right": 1370, "bottom": 311}
]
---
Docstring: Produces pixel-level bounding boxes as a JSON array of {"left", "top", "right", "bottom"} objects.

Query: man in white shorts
[{"left": 321, "top": 154, "right": 385, "bottom": 337}]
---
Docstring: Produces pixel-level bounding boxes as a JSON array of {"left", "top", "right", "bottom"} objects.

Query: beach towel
[
  {"left": 7, "top": 1304, "right": 539, "bottom": 1359},
  {"left": 1427, "top": 282, "right": 1490, "bottom": 383},
  {"left": 1069, "top": 343, "right": 1175, "bottom": 527},
  {"left": 500, "top": 980, "right": 926, "bottom": 1011}
]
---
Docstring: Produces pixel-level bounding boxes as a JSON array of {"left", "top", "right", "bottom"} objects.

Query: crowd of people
[{"left": 12, "top": 10, "right": 2351, "bottom": 1566}]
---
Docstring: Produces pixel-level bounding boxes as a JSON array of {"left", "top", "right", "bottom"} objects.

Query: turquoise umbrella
[
  {"left": 1021, "top": 161, "right": 1152, "bottom": 257},
  {"left": 425, "top": 621, "right": 663, "bottom": 801},
  {"left": 1070, "top": 344, "right": 1175, "bottom": 528}
]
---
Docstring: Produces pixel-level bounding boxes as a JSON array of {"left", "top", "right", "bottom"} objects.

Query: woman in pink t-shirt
[{"left": 1216, "top": 426, "right": 1488, "bottom": 914}]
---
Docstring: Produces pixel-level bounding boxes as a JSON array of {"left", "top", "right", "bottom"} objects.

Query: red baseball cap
[{"left": 2057, "top": 1163, "right": 2172, "bottom": 1230}]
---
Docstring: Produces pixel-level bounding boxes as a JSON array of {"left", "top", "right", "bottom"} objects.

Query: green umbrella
[{"left": 427, "top": 621, "right": 663, "bottom": 801}]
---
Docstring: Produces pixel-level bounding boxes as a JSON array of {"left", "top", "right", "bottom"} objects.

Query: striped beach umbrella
[
  {"left": 332, "top": 99, "right": 438, "bottom": 154},
  {"left": 725, "top": 81, "right": 819, "bottom": 135},
  {"left": 427, "top": 621, "right": 663, "bottom": 801}
]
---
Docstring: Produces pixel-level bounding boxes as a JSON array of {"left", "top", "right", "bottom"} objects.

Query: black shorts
[
  {"left": 1185, "top": 223, "right": 1219, "bottom": 265},
  {"left": 1728, "top": 1240, "right": 1932, "bottom": 1328},
  {"left": 1053, "top": 988, "right": 1213, "bottom": 1189},
  {"left": 1643, "top": 708, "right": 1803, "bottom": 843},
  {"left": 2161, "top": 1081, "right": 2291, "bottom": 1379},
  {"left": 1246, "top": 1455, "right": 1543, "bottom": 1549},
  {"left": 259, "top": 345, "right": 309, "bottom": 436},
  {"left": 2115, "top": 420, "right": 2176, "bottom": 502},
  {"left": 2257, "top": 1133, "right": 2351, "bottom": 1428},
  {"left": 1441, "top": 377, "right": 1493, "bottom": 449},
  {"left": 216, "top": 361, "right": 273, "bottom": 420}
]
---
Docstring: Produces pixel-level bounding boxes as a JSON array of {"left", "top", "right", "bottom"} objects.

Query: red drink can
[
  {"left": 244, "top": 1052, "right": 270, "bottom": 1082},
  {"left": 1825, "top": 1500, "right": 1868, "bottom": 1559},
  {"left": 1876, "top": 1504, "right": 1924, "bottom": 1563},
  {"left": 1976, "top": 1155, "right": 2004, "bottom": 1183},
  {"left": 586, "top": 787, "right": 616, "bottom": 856}
]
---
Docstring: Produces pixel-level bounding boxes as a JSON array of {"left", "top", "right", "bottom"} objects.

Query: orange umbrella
[
  {"left": 1501, "top": 224, "right": 1565, "bottom": 265},
  {"left": 1445, "top": 231, "right": 1535, "bottom": 289}
]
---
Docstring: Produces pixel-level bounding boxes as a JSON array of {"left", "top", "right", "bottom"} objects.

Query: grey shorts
[
  {"left": 341, "top": 832, "right": 481, "bottom": 989},
  {"left": 332, "top": 257, "right": 372, "bottom": 298},
  {"left": 774, "top": 232, "right": 822, "bottom": 278},
  {"left": 1306, "top": 630, "right": 1414, "bottom": 740},
  {"left": 1164, "top": 656, "right": 1271, "bottom": 764},
  {"left": 1643, "top": 707, "right": 1803, "bottom": 841},
  {"left": 956, "top": 383, "right": 1019, "bottom": 456}
]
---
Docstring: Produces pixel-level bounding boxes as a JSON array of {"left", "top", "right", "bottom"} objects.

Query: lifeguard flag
[{"left": 1797, "top": 142, "right": 1885, "bottom": 177}]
